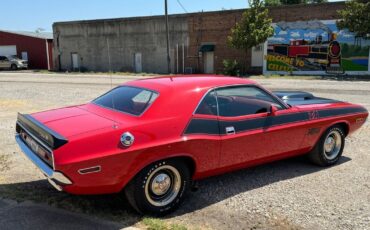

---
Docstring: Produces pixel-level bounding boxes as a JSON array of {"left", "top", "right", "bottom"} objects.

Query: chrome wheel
[
  {"left": 145, "top": 165, "right": 181, "bottom": 207},
  {"left": 323, "top": 130, "right": 342, "bottom": 160},
  {"left": 151, "top": 173, "right": 171, "bottom": 196}
]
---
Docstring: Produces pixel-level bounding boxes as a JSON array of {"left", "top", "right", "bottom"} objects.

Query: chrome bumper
[{"left": 15, "top": 134, "right": 72, "bottom": 191}]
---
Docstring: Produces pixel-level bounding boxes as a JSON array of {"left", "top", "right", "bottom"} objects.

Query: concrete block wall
[{"left": 53, "top": 16, "right": 188, "bottom": 73}]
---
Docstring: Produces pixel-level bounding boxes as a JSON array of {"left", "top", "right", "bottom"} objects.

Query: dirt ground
[{"left": 0, "top": 72, "right": 369, "bottom": 230}]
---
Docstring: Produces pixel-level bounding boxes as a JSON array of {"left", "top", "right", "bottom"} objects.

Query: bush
[{"left": 223, "top": 59, "right": 241, "bottom": 76}]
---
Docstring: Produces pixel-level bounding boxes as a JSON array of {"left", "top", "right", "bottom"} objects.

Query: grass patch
[
  {"left": 142, "top": 218, "right": 187, "bottom": 230},
  {"left": 0, "top": 99, "right": 26, "bottom": 109},
  {"left": 341, "top": 59, "right": 368, "bottom": 71},
  {"left": 0, "top": 154, "right": 10, "bottom": 172}
]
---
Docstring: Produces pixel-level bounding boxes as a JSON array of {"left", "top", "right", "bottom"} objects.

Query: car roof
[
  {"left": 124, "top": 75, "right": 256, "bottom": 93},
  {"left": 120, "top": 75, "right": 258, "bottom": 118}
]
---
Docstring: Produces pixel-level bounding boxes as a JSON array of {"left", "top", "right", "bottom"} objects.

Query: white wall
[{"left": 251, "top": 44, "right": 264, "bottom": 67}]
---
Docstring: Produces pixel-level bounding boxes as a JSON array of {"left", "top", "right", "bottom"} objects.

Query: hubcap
[
  {"left": 323, "top": 130, "right": 342, "bottom": 160},
  {"left": 145, "top": 165, "right": 181, "bottom": 207},
  {"left": 151, "top": 173, "right": 172, "bottom": 196}
]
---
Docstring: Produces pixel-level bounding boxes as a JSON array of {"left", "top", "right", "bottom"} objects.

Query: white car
[{"left": 0, "top": 55, "right": 28, "bottom": 70}]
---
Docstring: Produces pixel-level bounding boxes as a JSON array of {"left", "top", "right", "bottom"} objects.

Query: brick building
[
  {"left": 53, "top": 2, "right": 345, "bottom": 74},
  {"left": 0, "top": 30, "right": 53, "bottom": 70}
]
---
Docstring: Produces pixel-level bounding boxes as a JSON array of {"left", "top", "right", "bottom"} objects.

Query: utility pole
[{"left": 165, "top": 0, "right": 171, "bottom": 74}]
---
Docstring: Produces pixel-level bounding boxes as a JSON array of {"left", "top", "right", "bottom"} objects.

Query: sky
[
  {"left": 268, "top": 20, "right": 370, "bottom": 46},
  {"left": 1, "top": 0, "right": 342, "bottom": 32}
]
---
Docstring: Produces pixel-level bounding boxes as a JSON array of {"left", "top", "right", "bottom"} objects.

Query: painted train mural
[{"left": 265, "top": 20, "right": 370, "bottom": 74}]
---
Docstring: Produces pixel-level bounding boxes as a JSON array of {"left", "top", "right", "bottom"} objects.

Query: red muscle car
[{"left": 15, "top": 76, "right": 368, "bottom": 215}]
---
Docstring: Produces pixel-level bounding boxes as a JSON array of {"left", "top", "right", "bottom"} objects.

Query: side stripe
[
  {"left": 185, "top": 119, "right": 220, "bottom": 135},
  {"left": 184, "top": 107, "right": 367, "bottom": 135},
  {"left": 318, "top": 107, "right": 366, "bottom": 118}
]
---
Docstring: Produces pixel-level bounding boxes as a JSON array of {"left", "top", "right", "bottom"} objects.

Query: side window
[
  {"left": 0, "top": 56, "right": 5, "bottom": 61},
  {"left": 132, "top": 90, "right": 158, "bottom": 104},
  {"left": 216, "top": 86, "right": 284, "bottom": 117},
  {"left": 195, "top": 90, "right": 218, "bottom": 116}
]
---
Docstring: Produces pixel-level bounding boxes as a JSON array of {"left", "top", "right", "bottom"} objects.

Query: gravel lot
[{"left": 0, "top": 72, "right": 369, "bottom": 230}]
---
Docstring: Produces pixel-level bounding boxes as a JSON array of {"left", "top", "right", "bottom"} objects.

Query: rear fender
[{"left": 117, "top": 152, "right": 197, "bottom": 191}]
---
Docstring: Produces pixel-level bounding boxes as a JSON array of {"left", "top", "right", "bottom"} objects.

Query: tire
[
  {"left": 10, "top": 64, "right": 17, "bottom": 70},
  {"left": 124, "top": 159, "right": 191, "bottom": 216},
  {"left": 308, "top": 125, "right": 345, "bottom": 166}
]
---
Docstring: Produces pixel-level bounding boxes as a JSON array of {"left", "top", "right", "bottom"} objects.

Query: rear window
[{"left": 93, "top": 86, "right": 159, "bottom": 116}]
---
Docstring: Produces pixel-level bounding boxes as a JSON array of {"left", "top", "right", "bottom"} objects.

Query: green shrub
[{"left": 223, "top": 59, "right": 241, "bottom": 76}]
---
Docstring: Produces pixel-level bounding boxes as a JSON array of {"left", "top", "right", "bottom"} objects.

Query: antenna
[
  {"left": 106, "top": 37, "right": 115, "bottom": 109},
  {"left": 106, "top": 37, "right": 112, "bottom": 88},
  {"left": 165, "top": 0, "right": 171, "bottom": 74}
]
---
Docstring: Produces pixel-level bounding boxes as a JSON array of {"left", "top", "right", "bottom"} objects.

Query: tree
[
  {"left": 265, "top": 0, "right": 281, "bottom": 7},
  {"left": 228, "top": 0, "right": 274, "bottom": 72},
  {"left": 280, "top": 0, "right": 307, "bottom": 4},
  {"left": 337, "top": 0, "right": 370, "bottom": 40},
  {"left": 307, "top": 0, "right": 327, "bottom": 3},
  {"left": 266, "top": 0, "right": 327, "bottom": 5},
  {"left": 265, "top": 0, "right": 328, "bottom": 6}
]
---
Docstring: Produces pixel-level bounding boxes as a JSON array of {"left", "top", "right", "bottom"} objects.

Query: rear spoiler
[{"left": 16, "top": 113, "right": 68, "bottom": 150}]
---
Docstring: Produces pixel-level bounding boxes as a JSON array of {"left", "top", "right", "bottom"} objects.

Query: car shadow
[
  {"left": 0, "top": 181, "right": 140, "bottom": 229},
  {"left": 172, "top": 155, "right": 351, "bottom": 217},
  {"left": 0, "top": 156, "right": 351, "bottom": 228}
]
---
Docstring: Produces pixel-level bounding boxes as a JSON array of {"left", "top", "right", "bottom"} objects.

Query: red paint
[
  {"left": 288, "top": 45, "right": 310, "bottom": 57},
  {"left": 29, "top": 76, "right": 368, "bottom": 195},
  {"left": 0, "top": 31, "right": 53, "bottom": 69}
]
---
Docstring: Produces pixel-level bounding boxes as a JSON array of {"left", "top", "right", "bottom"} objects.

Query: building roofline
[
  {"left": 53, "top": 1, "right": 345, "bottom": 27},
  {"left": 0, "top": 30, "right": 53, "bottom": 40}
]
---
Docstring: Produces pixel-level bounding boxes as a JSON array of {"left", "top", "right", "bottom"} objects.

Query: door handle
[{"left": 225, "top": 126, "right": 235, "bottom": 135}]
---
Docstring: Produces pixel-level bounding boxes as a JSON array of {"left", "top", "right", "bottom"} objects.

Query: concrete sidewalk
[{"left": 0, "top": 198, "right": 125, "bottom": 230}]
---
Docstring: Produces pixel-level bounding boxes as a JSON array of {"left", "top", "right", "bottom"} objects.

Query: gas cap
[{"left": 121, "top": 132, "right": 135, "bottom": 147}]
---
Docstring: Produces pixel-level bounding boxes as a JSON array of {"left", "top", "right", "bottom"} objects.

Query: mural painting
[{"left": 264, "top": 20, "right": 370, "bottom": 74}]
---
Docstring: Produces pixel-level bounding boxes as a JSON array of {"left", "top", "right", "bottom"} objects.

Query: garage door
[{"left": 0, "top": 45, "right": 17, "bottom": 56}]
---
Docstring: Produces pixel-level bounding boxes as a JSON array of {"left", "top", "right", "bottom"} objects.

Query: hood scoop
[
  {"left": 274, "top": 91, "right": 314, "bottom": 101},
  {"left": 273, "top": 91, "right": 340, "bottom": 106}
]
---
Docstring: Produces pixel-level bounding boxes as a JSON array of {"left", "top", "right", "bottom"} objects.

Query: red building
[{"left": 0, "top": 30, "right": 53, "bottom": 70}]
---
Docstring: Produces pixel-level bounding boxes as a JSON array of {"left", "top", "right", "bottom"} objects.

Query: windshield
[
  {"left": 7, "top": 55, "right": 18, "bottom": 60},
  {"left": 93, "top": 86, "right": 159, "bottom": 116}
]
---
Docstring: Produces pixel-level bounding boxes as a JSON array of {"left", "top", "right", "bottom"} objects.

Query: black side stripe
[
  {"left": 318, "top": 107, "right": 366, "bottom": 118},
  {"left": 184, "top": 107, "right": 367, "bottom": 135},
  {"left": 185, "top": 119, "right": 220, "bottom": 135}
]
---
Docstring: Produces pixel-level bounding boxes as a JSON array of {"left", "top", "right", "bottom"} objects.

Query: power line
[{"left": 176, "top": 0, "right": 188, "bottom": 13}]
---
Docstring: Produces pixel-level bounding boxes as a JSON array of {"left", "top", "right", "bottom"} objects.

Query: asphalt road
[{"left": 0, "top": 72, "right": 369, "bottom": 230}]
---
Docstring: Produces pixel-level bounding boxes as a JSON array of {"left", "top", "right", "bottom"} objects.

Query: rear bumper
[{"left": 15, "top": 134, "right": 72, "bottom": 191}]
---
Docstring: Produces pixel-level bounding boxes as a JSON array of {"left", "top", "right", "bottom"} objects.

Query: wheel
[
  {"left": 124, "top": 159, "right": 191, "bottom": 216},
  {"left": 308, "top": 125, "right": 345, "bottom": 166},
  {"left": 10, "top": 64, "right": 17, "bottom": 70}
]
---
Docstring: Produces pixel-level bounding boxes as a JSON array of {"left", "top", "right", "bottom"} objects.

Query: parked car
[
  {"left": 0, "top": 55, "right": 28, "bottom": 70},
  {"left": 15, "top": 76, "right": 368, "bottom": 215}
]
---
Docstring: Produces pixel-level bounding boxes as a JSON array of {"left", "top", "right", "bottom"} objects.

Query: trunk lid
[{"left": 31, "top": 106, "right": 116, "bottom": 138}]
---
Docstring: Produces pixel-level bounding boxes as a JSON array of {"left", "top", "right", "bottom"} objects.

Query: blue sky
[{"left": 1, "top": 0, "right": 342, "bottom": 32}]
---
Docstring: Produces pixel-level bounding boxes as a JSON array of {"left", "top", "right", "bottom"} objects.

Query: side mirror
[{"left": 269, "top": 105, "right": 278, "bottom": 116}]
